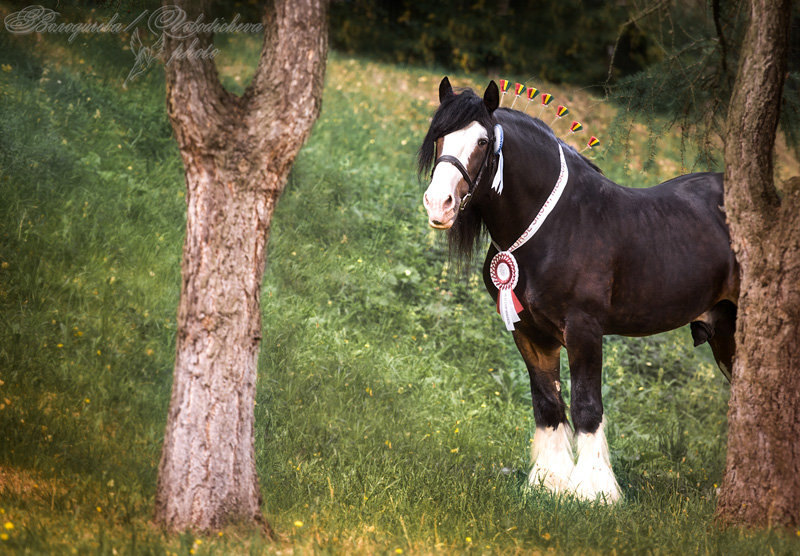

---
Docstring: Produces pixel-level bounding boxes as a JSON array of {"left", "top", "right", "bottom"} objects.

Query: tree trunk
[
  {"left": 717, "top": 0, "right": 800, "bottom": 529},
  {"left": 153, "top": 0, "right": 328, "bottom": 533}
]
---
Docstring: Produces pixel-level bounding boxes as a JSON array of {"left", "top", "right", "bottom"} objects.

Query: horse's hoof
[
  {"left": 528, "top": 422, "right": 575, "bottom": 494},
  {"left": 528, "top": 464, "right": 574, "bottom": 493},
  {"left": 569, "top": 420, "right": 622, "bottom": 503}
]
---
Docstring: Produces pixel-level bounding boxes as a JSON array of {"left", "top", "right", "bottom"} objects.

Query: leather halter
[{"left": 431, "top": 136, "right": 495, "bottom": 210}]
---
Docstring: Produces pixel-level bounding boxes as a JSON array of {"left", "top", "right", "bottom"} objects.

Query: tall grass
[{"left": 1, "top": 20, "right": 798, "bottom": 555}]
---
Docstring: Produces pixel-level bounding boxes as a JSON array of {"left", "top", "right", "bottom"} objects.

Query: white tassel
[
  {"left": 491, "top": 124, "right": 504, "bottom": 195},
  {"left": 491, "top": 149, "right": 504, "bottom": 195}
]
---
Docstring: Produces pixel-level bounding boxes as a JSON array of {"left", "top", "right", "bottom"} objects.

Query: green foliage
[
  {"left": 330, "top": 0, "right": 646, "bottom": 85},
  {"left": 607, "top": 0, "right": 800, "bottom": 169},
  {"left": 1, "top": 23, "right": 799, "bottom": 556}
]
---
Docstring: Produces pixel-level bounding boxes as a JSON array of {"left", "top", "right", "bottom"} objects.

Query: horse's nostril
[{"left": 443, "top": 195, "right": 454, "bottom": 209}]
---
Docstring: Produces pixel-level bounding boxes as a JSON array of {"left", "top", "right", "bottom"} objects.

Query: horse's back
[
  {"left": 582, "top": 171, "right": 737, "bottom": 335},
  {"left": 649, "top": 171, "right": 725, "bottom": 215},
  {"left": 623, "top": 171, "right": 724, "bottom": 213}
]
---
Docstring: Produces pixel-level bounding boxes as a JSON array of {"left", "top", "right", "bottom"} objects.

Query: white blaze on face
[{"left": 423, "top": 121, "right": 489, "bottom": 229}]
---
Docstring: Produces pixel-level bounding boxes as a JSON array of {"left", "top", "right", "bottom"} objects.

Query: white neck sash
[{"left": 489, "top": 144, "right": 569, "bottom": 330}]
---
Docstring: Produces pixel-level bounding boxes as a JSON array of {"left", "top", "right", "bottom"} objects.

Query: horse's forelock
[{"left": 417, "top": 89, "right": 492, "bottom": 179}]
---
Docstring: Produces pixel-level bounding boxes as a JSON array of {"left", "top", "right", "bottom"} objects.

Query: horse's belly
[
  {"left": 604, "top": 312, "right": 698, "bottom": 337},
  {"left": 603, "top": 265, "right": 729, "bottom": 336}
]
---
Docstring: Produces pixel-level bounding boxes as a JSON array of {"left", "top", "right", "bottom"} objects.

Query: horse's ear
[
  {"left": 484, "top": 81, "right": 500, "bottom": 113},
  {"left": 439, "top": 76, "right": 455, "bottom": 103}
]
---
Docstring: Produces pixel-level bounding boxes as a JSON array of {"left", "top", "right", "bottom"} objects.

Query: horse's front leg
[
  {"left": 512, "top": 327, "right": 574, "bottom": 493},
  {"left": 564, "top": 315, "right": 621, "bottom": 503}
]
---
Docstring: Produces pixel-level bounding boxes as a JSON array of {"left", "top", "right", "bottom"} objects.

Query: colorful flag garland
[
  {"left": 498, "top": 79, "right": 510, "bottom": 106},
  {"left": 550, "top": 105, "right": 569, "bottom": 125},
  {"left": 580, "top": 136, "right": 601, "bottom": 153},
  {"left": 510, "top": 82, "right": 526, "bottom": 109},
  {"left": 494, "top": 78, "right": 600, "bottom": 155},
  {"left": 523, "top": 87, "right": 539, "bottom": 113},
  {"left": 537, "top": 93, "right": 553, "bottom": 117}
]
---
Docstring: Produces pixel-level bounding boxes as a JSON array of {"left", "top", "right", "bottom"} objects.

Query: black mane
[{"left": 497, "top": 108, "right": 604, "bottom": 176}]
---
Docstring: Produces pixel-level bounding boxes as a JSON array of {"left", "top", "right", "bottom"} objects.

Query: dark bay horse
[{"left": 419, "top": 77, "right": 738, "bottom": 502}]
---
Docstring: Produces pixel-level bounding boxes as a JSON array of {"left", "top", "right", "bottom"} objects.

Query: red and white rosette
[{"left": 490, "top": 251, "right": 524, "bottom": 331}]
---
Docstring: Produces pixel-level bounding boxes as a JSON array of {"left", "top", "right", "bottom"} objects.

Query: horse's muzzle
[{"left": 423, "top": 191, "right": 457, "bottom": 229}]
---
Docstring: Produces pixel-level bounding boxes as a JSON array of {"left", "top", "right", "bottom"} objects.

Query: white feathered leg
[
  {"left": 528, "top": 422, "right": 575, "bottom": 493},
  {"left": 569, "top": 418, "right": 621, "bottom": 503}
]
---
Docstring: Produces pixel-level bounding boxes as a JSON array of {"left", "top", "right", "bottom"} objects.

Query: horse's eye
[{"left": 478, "top": 138, "right": 488, "bottom": 147}]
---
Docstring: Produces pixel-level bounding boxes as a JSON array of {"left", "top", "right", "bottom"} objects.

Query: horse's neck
[{"left": 480, "top": 130, "right": 565, "bottom": 250}]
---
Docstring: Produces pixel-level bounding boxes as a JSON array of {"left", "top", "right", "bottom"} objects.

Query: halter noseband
[{"left": 431, "top": 134, "right": 495, "bottom": 210}]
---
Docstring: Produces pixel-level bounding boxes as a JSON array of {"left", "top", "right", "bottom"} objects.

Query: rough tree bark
[
  {"left": 716, "top": 0, "right": 800, "bottom": 528},
  {"left": 153, "top": 0, "right": 328, "bottom": 533}
]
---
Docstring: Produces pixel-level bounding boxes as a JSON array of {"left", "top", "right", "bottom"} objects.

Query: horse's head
[{"left": 419, "top": 77, "right": 499, "bottom": 229}]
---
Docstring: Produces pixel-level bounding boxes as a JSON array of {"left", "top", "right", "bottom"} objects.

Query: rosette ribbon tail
[{"left": 497, "top": 287, "right": 523, "bottom": 331}]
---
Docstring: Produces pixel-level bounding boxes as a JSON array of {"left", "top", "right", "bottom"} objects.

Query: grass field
[{"left": 1, "top": 12, "right": 800, "bottom": 555}]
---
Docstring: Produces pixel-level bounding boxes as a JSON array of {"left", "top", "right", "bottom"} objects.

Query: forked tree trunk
[
  {"left": 716, "top": 0, "right": 800, "bottom": 528},
  {"left": 153, "top": 0, "right": 328, "bottom": 533}
]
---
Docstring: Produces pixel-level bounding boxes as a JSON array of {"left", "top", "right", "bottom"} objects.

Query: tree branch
[
  {"left": 724, "top": 0, "right": 790, "bottom": 223},
  {"left": 162, "top": 0, "right": 234, "bottom": 151},
  {"left": 244, "top": 0, "right": 329, "bottom": 171}
]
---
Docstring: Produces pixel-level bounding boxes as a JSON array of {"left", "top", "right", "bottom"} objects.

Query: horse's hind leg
[
  {"left": 564, "top": 315, "right": 621, "bottom": 503},
  {"left": 513, "top": 328, "right": 573, "bottom": 493},
  {"left": 691, "top": 300, "right": 737, "bottom": 382}
]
